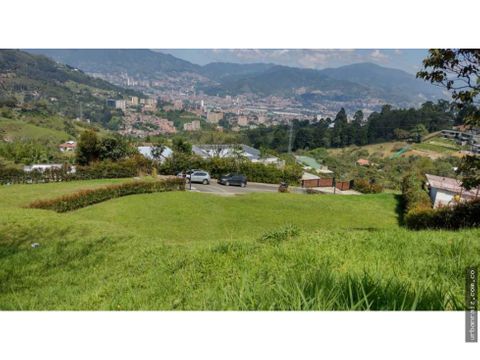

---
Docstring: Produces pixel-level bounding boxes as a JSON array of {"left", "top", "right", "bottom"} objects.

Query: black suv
[{"left": 218, "top": 173, "right": 247, "bottom": 187}]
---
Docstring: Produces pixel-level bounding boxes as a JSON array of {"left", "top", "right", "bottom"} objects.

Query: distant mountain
[
  {"left": 200, "top": 65, "right": 376, "bottom": 98},
  {"left": 25, "top": 49, "right": 445, "bottom": 107},
  {"left": 0, "top": 49, "right": 140, "bottom": 120},
  {"left": 200, "top": 62, "right": 276, "bottom": 81},
  {"left": 320, "top": 62, "right": 442, "bottom": 101},
  {"left": 27, "top": 49, "right": 201, "bottom": 77}
]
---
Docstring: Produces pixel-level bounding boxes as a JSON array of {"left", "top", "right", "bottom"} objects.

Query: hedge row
[
  {"left": 159, "top": 155, "right": 303, "bottom": 185},
  {"left": 353, "top": 179, "right": 383, "bottom": 194},
  {"left": 401, "top": 173, "right": 432, "bottom": 213},
  {"left": 405, "top": 199, "right": 480, "bottom": 230},
  {"left": 401, "top": 172, "right": 480, "bottom": 229},
  {"left": 0, "top": 157, "right": 153, "bottom": 185},
  {"left": 28, "top": 178, "right": 185, "bottom": 212}
]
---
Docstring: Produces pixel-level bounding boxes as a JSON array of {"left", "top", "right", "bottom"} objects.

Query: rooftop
[{"left": 425, "top": 174, "right": 480, "bottom": 198}]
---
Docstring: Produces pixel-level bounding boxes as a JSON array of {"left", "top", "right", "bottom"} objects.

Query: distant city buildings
[
  {"left": 130, "top": 96, "right": 139, "bottom": 106},
  {"left": 207, "top": 111, "right": 224, "bottom": 124},
  {"left": 106, "top": 99, "right": 126, "bottom": 111},
  {"left": 237, "top": 115, "right": 249, "bottom": 127},
  {"left": 183, "top": 120, "right": 201, "bottom": 131},
  {"left": 173, "top": 99, "right": 184, "bottom": 110}
]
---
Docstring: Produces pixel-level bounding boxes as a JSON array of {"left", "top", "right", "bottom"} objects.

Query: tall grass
[{"left": 0, "top": 180, "right": 478, "bottom": 310}]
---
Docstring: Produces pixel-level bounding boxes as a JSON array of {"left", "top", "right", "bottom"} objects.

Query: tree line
[{"left": 245, "top": 100, "right": 458, "bottom": 152}]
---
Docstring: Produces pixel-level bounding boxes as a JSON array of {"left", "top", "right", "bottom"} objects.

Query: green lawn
[{"left": 0, "top": 179, "right": 478, "bottom": 310}]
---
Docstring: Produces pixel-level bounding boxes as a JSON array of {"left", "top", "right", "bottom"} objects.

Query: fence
[{"left": 301, "top": 178, "right": 352, "bottom": 191}]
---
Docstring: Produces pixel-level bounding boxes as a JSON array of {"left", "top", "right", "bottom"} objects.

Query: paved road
[
  {"left": 188, "top": 181, "right": 360, "bottom": 196},
  {"left": 189, "top": 180, "right": 281, "bottom": 195}
]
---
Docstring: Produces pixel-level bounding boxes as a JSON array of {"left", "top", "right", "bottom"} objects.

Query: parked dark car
[{"left": 218, "top": 173, "right": 247, "bottom": 187}]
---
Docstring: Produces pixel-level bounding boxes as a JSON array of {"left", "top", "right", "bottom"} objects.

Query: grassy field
[
  {"left": 327, "top": 136, "right": 466, "bottom": 160},
  {"left": 328, "top": 141, "right": 408, "bottom": 158},
  {"left": 0, "top": 179, "right": 478, "bottom": 310}
]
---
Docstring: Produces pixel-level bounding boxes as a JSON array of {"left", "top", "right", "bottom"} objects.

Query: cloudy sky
[{"left": 158, "top": 49, "right": 428, "bottom": 74}]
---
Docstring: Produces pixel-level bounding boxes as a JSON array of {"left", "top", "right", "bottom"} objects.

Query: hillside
[
  {"left": 0, "top": 50, "right": 141, "bottom": 122},
  {"left": 0, "top": 179, "right": 478, "bottom": 310},
  {"left": 27, "top": 49, "right": 201, "bottom": 77},
  {"left": 321, "top": 62, "right": 443, "bottom": 102},
  {"left": 201, "top": 65, "right": 375, "bottom": 98}
]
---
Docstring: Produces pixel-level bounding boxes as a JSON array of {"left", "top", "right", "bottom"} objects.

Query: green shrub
[
  {"left": 406, "top": 199, "right": 480, "bottom": 230},
  {"left": 159, "top": 155, "right": 303, "bottom": 185},
  {"left": 0, "top": 156, "right": 154, "bottom": 185},
  {"left": 353, "top": 178, "right": 383, "bottom": 194},
  {"left": 28, "top": 178, "right": 185, "bottom": 212},
  {"left": 401, "top": 173, "right": 432, "bottom": 212}
]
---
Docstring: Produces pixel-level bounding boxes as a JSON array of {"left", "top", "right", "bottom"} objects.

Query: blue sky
[{"left": 158, "top": 49, "right": 428, "bottom": 74}]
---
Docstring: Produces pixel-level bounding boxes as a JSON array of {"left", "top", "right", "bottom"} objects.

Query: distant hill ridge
[{"left": 25, "top": 49, "right": 444, "bottom": 106}]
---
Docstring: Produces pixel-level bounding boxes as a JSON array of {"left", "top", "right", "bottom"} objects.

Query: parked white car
[{"left": 188, "top": 170, "right": 210, "bottom": 185}]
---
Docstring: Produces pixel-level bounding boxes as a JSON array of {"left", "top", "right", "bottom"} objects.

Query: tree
[
  {"left": 172, "top": 137, "right": 192, "bottom": 154},
  {"left": 98, "top": 134, "right": 130, "bottom": 161},
  {"left": 150, "top": 142, "right": 166, "bottom": 162},
  {"left": 418, "top": 49, "right": 480, "bottom": 189},
  {"left": 331, "top": 108, "right": 349, "bottom": 147},
  {"left": 417, "top": 49, "right": 480, "bottom": 125},
  {"left": 76, "top": 130, "right": 100, "bottom": 165},
  {"left": 410, "top": 124, "right": 428, "bottom": 143}
]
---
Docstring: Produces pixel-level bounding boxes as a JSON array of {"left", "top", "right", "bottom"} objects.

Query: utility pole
[{"left": 288, "top": 120, "right": 294, "bottom": 154}]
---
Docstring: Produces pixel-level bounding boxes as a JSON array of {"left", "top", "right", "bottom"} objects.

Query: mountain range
[{"left": 26, "top": 49, "right": 444, "bottom": 107}]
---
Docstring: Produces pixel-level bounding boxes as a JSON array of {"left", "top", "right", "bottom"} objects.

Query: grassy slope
[
  {"left": 0, "top": 117, "right": 71, "bottom": 142},
  {"left": 0, "top": 179, "right": 479, "bottom": 310},
  {"left": 327, "top": 136, "right": 464, "bottom": 159}
]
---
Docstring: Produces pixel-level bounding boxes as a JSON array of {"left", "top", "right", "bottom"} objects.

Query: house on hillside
[
  {"left": 425, "top": 174, "right": 480, "bottom": 208},
  {"left": 295, "top": 155, "right": 333, "bottom": 175},
  {"left": 137, "top": 145, "right": 173, "bottom": 163},
  {"left": 59, "top": 140, "right": 77, "bottom": 152}
]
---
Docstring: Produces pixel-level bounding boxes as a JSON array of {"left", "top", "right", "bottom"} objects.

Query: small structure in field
[{"left": 59, "top": 140, "right": 77, "bottom": 152}]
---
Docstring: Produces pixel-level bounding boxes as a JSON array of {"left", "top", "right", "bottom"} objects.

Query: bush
[
  {"left": 159, "top": 155, "right": 303, "bottom": 185},
  {"left": 401, "top": 173, "right": 432, "bottom": 212},
  {"left": 406, "top": 199, "right": 480, "bottom": 230},
  {"left": 353, "top": 178, "right": 383, "bottom": 194},
  {"left": 0, "top": 157, "right": 154, "bottom": 185},
  {"left": 28, "top": 178, "right": 185, "bottom": 212}
]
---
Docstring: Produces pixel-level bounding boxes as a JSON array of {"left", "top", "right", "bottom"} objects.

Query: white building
[
  {"left": 137, "top": 146, "right": 172, "bottom": 163},
  {"left": 192, "top": 144, "right": 280, "bottom": 165},
  {"left": 425, "top": 174, "right": 480, "bottom": 208}
]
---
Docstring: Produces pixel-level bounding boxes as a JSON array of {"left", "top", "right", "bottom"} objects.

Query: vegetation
[
  {"left": 0, "top": 50, "right": 141, "bottom": 124},
  {"left": 401, "top": 172, "right": 480, "bottom": 230},
  {"left": 405, "top": 199, "right": 480, "bottom": 230},
  {"left": 307, "top": 145, "right": 460, "bottom": 189},
  {"left": 352, "top": 178, "right": 383, "bottom": 194},
  {"left": 418, "top": 49, "right": 480, "bottom": 191},
  {"left": 76, "top": 130, "right": 135, "bottom": 165},
  {"left": 28, "top": 178, "right": 185, "bottom": 212},
  {"left": 245, "top": 101, "right": 455, "bottom": 152},
  {"left": 401, "top": 172, "right": 432, "bottom": 212},
  {"left": 0, "top": 157, "right": 152, "bottom": 185},
  {"left": 158, "top": 153, "right": 303, "bottom": 185},
  {"left": 0, "top": 180, "right": 478, "bottom": 310}
]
